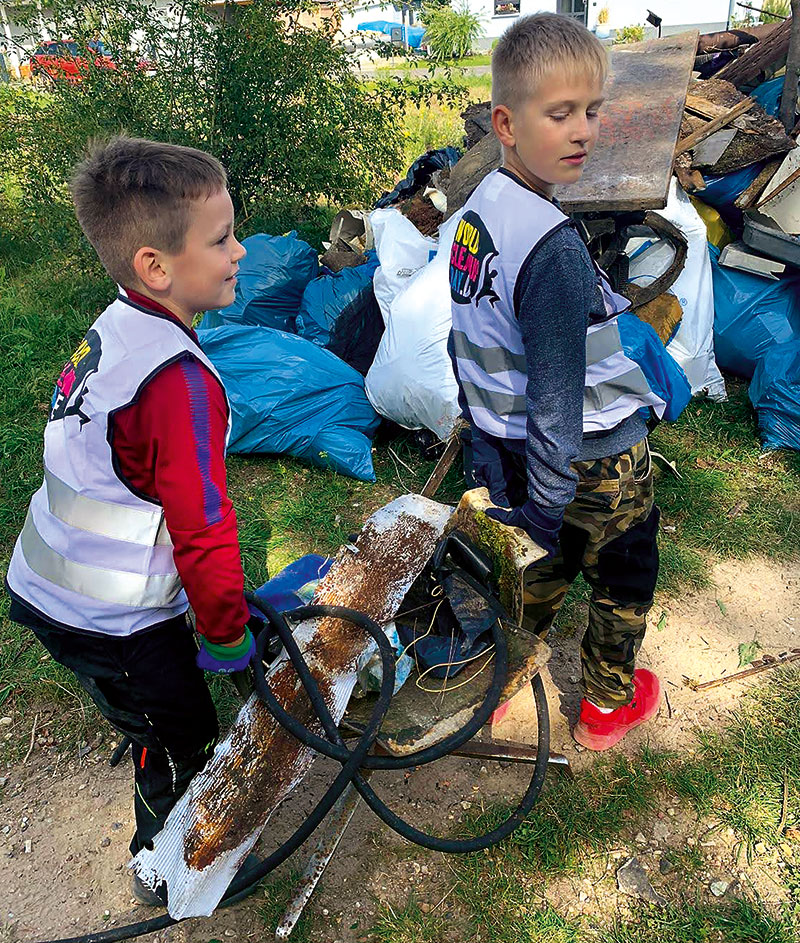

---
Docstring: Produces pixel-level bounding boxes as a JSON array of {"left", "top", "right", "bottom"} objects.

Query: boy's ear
[
  {"left": 132, "top": 247, "right": 172, "bottom": 293},
  {"left": 492, "top": 105, "right": 516, "bottom": 148}
]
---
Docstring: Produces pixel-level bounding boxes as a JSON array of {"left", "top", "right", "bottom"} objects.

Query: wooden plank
[
  {"left": 130, "top": 494, "right": 453, "bottom": 919},
  {"left": 447, "top": 31, "right": 697, "bottom": 217},
  {"left": 734, "top": 158, "right": 782, "bottom": 208},
  {"left": 674, "top": 98, "right": 755, "bottom": 157},
  {"left": 715, "top": 16, "right": 793, "bottom": 86},
  {"left": 559, "top": 30, "right": 698, "bottom": 213}
]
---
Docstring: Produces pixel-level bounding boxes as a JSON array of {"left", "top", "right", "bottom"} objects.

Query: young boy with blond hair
[
  {"left": 5, "top": 136, "right": 261, "bottom": 903},
  {"left": 449, "top": 14, "right": 677, "bottom": 750}
]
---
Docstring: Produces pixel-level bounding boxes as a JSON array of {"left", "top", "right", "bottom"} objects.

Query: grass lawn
[{"left": 1, "top": 96, "right": 799, "bottom": 941}]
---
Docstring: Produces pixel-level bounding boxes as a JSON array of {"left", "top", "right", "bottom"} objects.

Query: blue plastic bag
[
  {"left": 699, "top": 162, "right": 766, "bottom": 224},
  {"left": 617, "top": 313, "right": 692, "bottom": 422},
  {"left": 253, "top": 555, "right": 333, "bottom": 613},
  {"left": 749, "top": 340, "right": 800, "bottom": 452},
  {"left": 201, "top": 232, "right": 319, "bottom": 332},
  {"left": 750, "top": 77, "right": 783, "bottom": 117},
  {"left": 709, "top": 244, "right": 800, "bottom": 378},
  {"left": 296, "top": 253, "right": 380, "bottom": 346},
  {"left": 197, "top": 324, "right": 380, "bottom": 480}
]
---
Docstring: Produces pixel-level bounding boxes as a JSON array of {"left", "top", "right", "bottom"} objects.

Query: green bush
[
  {"left": 422, "top": 2, "right": 484, "bottom": 62},
  {"left": 0, "top": 0, "right": 460, "bottom": 251},
  {"left": 614, "top": 24, "right": 644, "bottom": 44}
]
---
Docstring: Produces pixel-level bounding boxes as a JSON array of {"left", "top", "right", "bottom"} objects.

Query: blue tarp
[
  {"left": 201, "top": 232, "right": 319, "bottom": 332},
  {"left": 356, "top": 20, "right": 426, "bottom": 48},
  {"left": 197, "top": 324, "right": 380, "bottom": 480},
  {"left": 750, "top": 77, "right": 783, "bottom": 118},
  {"left": 709, "top": 244, "right": 800, "bottom": 378},
  {"left": 749, "top": 341, "right": 800, "bottom": 452}
]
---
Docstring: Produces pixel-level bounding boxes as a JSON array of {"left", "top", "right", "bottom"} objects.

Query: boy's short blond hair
[
  {"left": 492, "top": 13, "right": 608, "bottom": 111},
  {"left": 70, "top": 136, "right": 227, "bottom": 287}
]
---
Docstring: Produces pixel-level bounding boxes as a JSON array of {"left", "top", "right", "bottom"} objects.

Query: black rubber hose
[
  {"left": 34, "top": 594, "right": 549, "bottom": 943},
  {"left": 250, "top": 599, "right": 550, "bottom": 853}
]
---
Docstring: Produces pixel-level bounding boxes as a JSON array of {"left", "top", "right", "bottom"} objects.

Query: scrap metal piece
[
  {"left": 130, "top": 494, "right": 453, "bottom": 919},
  {"left": 275, "top": 781, "right": 365, "bottom": 940},
  {"left": 692, "top": 129, "right": 738, "bottom": 167},
  {"left": 683, "top": 648, "right": 800, "bottom": 691}
]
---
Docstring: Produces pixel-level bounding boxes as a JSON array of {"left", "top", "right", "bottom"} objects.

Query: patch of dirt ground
[{"left": 1, "top": 557, "right": 797, "bottom": 943}]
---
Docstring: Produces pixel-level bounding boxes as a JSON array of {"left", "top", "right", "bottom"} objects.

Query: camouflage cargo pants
[{"left": 522, "top": 438, "right": 659, "bottom": 708}]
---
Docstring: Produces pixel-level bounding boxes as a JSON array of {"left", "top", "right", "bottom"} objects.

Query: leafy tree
[{"left": 0, "top": 0, "right": 462, "bottom": 249}]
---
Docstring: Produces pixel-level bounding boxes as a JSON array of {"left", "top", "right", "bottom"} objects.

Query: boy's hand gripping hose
[{"left": 35, "top": 593, "right": 550, "bottom": 943}]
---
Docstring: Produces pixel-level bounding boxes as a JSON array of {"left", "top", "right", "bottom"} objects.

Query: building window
[
  {"left": 494, "top": 0, "right": 520, "bottom": 15},
  {"left": 556, "top": 0, "right": 587, "bottom": 22}
]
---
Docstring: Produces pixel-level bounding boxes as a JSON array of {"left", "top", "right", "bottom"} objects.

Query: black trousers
[{"left": 10, "top": 601, "right": 219, "bottom": 854}]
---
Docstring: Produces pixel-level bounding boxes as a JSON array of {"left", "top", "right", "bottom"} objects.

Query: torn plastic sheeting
[
  {"left": 375, "top": 147, "right": 460, "bottom": 210},
  {"left": 129, "top": 494, "right": 453, "bottom": 919},
  {"left": 749, "top": 340, "right": 800, "bottom": 452}
]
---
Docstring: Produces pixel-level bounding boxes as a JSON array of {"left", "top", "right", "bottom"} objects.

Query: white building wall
[
  {"left": 586, "top": 0, "right": 730, "bottom": 32},
  {"left": 464, "top": 0, "right": 730, "bottom": 42}
]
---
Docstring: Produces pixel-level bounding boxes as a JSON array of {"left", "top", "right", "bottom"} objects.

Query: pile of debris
[{"left": 198, "top": 25, "right": 800, "bottom": 473}]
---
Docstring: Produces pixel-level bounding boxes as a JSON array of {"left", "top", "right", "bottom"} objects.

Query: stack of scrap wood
[{"left": 674, "top": 78, "right": 795, "bottom": 201}]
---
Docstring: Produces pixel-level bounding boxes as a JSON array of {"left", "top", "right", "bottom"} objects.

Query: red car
[{"left": 29, "top": 39, "right": 117, "bottom": 84}]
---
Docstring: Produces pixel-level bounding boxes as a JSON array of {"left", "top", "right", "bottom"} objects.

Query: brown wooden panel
[{"left": 559, "top": 30, "right": 699, "bottom": 213}]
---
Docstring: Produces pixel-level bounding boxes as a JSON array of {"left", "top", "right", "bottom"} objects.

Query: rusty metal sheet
[
  {"left": 559, "top": 30, "right": 699, "bottom": 214},
  {"left": 130, "top": 494, "right": 452, "bottom": 919}
]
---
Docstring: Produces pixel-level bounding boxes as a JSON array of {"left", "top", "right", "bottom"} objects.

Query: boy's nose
[
  {"left": 571, "top": 117, "right": 590, "bottom": 142},
  {"left": 232, "top": 238, "right": 246, "bottom": 262}
]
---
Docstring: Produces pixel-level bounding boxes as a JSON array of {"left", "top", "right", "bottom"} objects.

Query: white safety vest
[
  {"left": 6, "top": 293, "right": 231, "bottom": 636},
  {"left": 449, "top": 169, "right": 666, "bottom": 439}
]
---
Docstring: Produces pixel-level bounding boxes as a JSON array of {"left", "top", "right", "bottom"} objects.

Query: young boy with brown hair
[
  {"left": 449, "top": 14, "right": 678, "bottom": 750},
  {"left": 5, "top": 136, "right": 260, "bottom": 903}
]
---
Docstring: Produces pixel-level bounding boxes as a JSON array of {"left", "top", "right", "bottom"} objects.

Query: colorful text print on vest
[
  {"left": 51, "top": 329, "right": 102, "bottom": 425},
  {"left": 449, "top": 211, "right": 500, "bottom": 307}
]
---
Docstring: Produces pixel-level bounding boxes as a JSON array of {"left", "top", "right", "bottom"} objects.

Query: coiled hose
[{"left": 35, "top": 594, "right": 549, "bottom": 943}]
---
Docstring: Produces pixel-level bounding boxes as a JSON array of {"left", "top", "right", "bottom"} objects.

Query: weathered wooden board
[
  {"left": 130, "top": 494, "right": 452, "bottom": 919},
  {"left": 559, "top": 30, "right": 698, "bottom": 213},
  {"left": 346, "top": 623, "right": 550, "bottom": 755},
  {"left": 447, "top": 31, "right": 698, "bottom": 217}
]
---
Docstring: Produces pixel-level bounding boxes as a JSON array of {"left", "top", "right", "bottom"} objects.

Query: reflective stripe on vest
[
  {"left": 19, "top": 509, "right": 182, "bottom": 608},
  {"left": 43, "top": 467, "right": 172, "bottom": 546},
  {"left": 449, "top": 170, "right": 666, "bottom": 439}
]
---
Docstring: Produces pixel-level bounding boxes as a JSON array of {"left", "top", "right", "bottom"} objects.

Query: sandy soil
[{"left": 1, "top": 557, "right": 797, "bottom": 943}]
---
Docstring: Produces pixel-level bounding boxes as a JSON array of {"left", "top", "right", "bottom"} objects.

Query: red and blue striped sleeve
[{"left": 112, "top": 355, "right": 250, "bottom": 644}]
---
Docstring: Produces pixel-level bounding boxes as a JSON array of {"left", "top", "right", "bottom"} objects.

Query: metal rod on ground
[
  {"left": 683, "top": 648, "right": 800, "bottom": 691},
  {"left": 275, "top": 779, "right": 368, "bottom": 941}
]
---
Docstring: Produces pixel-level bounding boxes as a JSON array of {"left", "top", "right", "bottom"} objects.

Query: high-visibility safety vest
[
  {"left": 6, "top": 292, "right": 231, "bottom": 636},
  {"left": 449, "top": 169, "right": 690, "bottom": 440}
]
